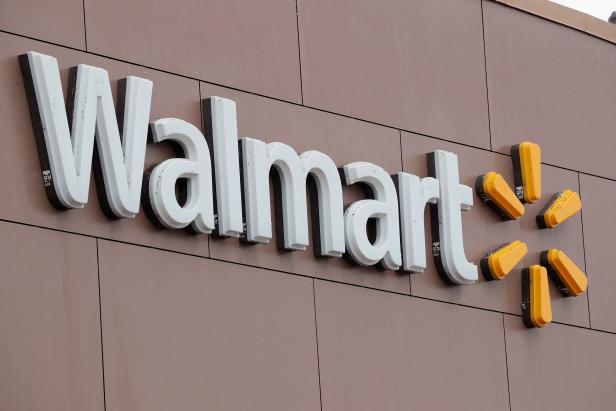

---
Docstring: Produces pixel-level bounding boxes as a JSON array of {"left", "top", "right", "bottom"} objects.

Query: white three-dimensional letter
[
  {"left": 148, "top": 119, "right": 215, "bottom": 233},
  {"left": 398, "top": 172, "right": 440, "bottom": 272},
  {"left": 21, "top": 51, "right": 152, "bottom": 218},
  {"left": 241, "top": 138, "right": 344, "bottom": 256},
  {"left": 428, "top": 150, "right": 477, "bottom": 284},
  {"left": 202, "top": 97, "right": 243, "bottom": 237},
  {"left": 343, "top": 162, "right": 402, "bottom": 270}
]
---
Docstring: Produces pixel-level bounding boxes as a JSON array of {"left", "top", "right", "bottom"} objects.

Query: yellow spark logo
[{"left": 475, "top": 142, "right": 587, "bottom": 329}]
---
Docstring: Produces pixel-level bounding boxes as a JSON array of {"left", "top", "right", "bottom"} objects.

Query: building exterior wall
[{"left": 0, "top": 0, "right": 615, "bottom": 410}]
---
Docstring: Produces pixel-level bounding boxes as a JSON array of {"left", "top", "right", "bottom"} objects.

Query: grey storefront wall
[{"left": 1, "top": 0, "right": 616, "bottom": 410}]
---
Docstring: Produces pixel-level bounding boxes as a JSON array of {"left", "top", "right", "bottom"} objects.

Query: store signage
[{"left": 19, "top": 51, "right": 588, "bottom": 328}]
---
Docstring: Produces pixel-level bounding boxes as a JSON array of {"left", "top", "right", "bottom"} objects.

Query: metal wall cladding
[
  {"left": 85, "top": 0, "right": 302, "bottom": 103},
  {"left": 0, "top": 222, "right": 103, "bottom": 411},
  {"left": 579, "top": 174, "right": 616, "bottom": 333},
  {"left": 483, "top": 0, "right": 616, "bottom": 179},
  {"left": 315, "top": 280, "right": 510, "bottom": 411},
  {"left": 97, "top": 240, "right": 320, "bottom": 411},
  {"left": 298, "top": 0, "right": 491, "bottom": 148},
  {"left": 0, "top": 0, "right": 86, "bottom": 49},
  {"left": 504, "top": 315, "right": 616, "bottom": 411},
  {"left": 1, "top": 0, "right": 616, "bottom": 410}
]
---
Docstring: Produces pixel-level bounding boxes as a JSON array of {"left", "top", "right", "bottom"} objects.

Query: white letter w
[{"left": 20, "top": 51, "right": 153, "bottom": 218}]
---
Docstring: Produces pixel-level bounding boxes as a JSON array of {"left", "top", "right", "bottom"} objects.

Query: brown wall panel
[
  {"left": 98, "top": 240, "right": 321, "bottom": 411},
  {"left": 298, "top": 0, "right": 490, "bottom": 148},
  {"left": 0, "top": 0, "right": 86, "bottom": 49},
  {"left": 504, "top": 315, "right": 616, "bottom": 410},
  {"left": 315, "top": 280, "right": 510, "bottom": 411},
  {"left": 484, "top": 1, "right": 616, "bottom": 179},
  {"left": 201, "top": 82, "right": 410, "bottom": 294},
  {"left": 579, "top": 174, "right": 616, "bottom": 333},
  {"left": 0, "top": 221, "right": 103, "bottom": 411},
  {"left": 84, "top": 0, "right": 302, "bottom": 103},
  {"left": 402, "top": 132, "right": 589, "bottom": 327},
  {"left": 0, "top": 32, "right": 210, "bottom": 257}
]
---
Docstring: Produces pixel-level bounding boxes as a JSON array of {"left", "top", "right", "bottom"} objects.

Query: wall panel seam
[
  {"left": 81, "top": 0, "right": 88, "bottom": 51},
  {"left": 294, "top": 0, "right": 304, "bottom": 105},
  {"left": 312, "top": 279, "right": 324, "bottom": 411},
  {"left": 502, "top": 313, "right": 513, "bottom": 411},
  {"left": 577, "top": 172, "right": 592, "bottom": 329},
  {"left": 480, "top": 0, "right": 494, "bottom": 151},
  {"left": 95, "top": 238, "right": 108, "bottom": 411}
]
